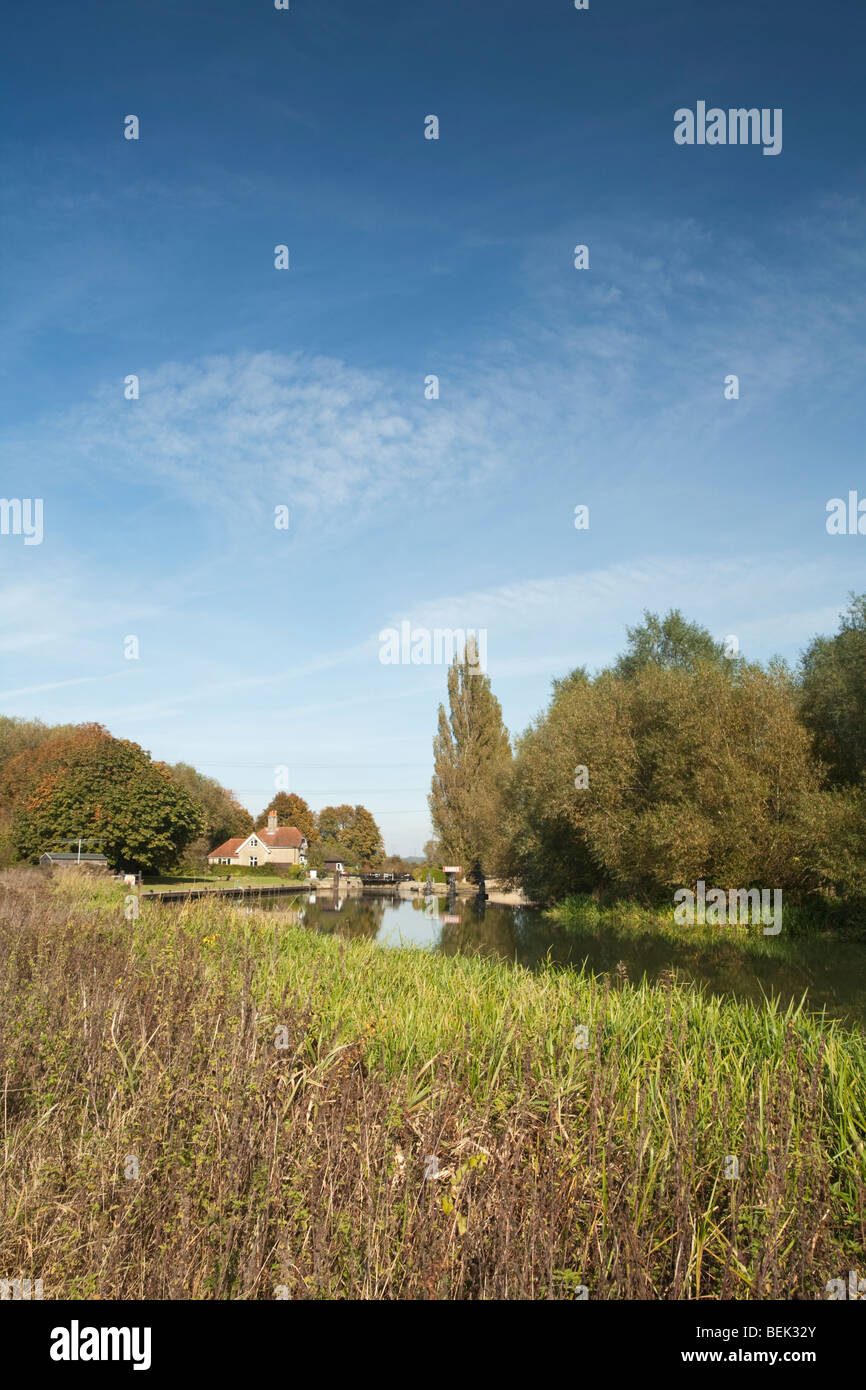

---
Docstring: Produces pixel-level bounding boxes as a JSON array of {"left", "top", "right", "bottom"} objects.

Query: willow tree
[
  {"left": 613, "top": 608, "right": 734, "bottom": 679},
  {"left": 800, "top": 593, "right": 866, "bottom": 786},
  {"left": 505, "top": 656, "right": 865, "bottom": 904},
  {"left": 428, "top": 640, "right": 512, "bottom": 875}
]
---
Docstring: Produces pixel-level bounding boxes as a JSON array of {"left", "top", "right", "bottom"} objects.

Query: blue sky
[{"left": 2, "top": 0, "right": 865, "bottom": 853}]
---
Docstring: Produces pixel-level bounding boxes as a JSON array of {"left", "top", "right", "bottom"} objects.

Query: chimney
[{"left": 268, "top": 811, "right": 278, "bottom": 833}]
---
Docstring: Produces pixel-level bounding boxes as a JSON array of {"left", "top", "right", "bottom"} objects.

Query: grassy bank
[
  {"left": 1, "top": 869, "right": 864, "bottom": 1299},
  {"left": 142, "top": 878, "right": 311, "bottom": 893},
  {"left": 549, "top": 892, "right": 866, "bottom": 944},
  {"left": 144, "top": 868, "right": 308, "bottom": 891}
]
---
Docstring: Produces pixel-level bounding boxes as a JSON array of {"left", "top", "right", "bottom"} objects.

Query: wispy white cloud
[
  {"left": 4, "top": 197, "right": 865, "bottom": 552},
  {"left": 0, "top": 669, "right": 135, "bottom": 701},
  {"left": 3, "top": 352, "right": 504, "bottom": 531},
  {"left": 395, "top": 553, "right": 857, "bottom": 674},
  {"left": 0, "top": 576, "right": 165, "bottom": 655}
]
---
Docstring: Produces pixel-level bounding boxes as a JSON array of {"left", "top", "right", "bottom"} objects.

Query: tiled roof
[
  {"left": 258, "top": 826, "right": 305, "bottom": 849},
  {"left": 208, "top": 837, "right": 245, "bottom": 858},
  {"left": 208, "top": 827, "right": 307, "bottom": 857}
]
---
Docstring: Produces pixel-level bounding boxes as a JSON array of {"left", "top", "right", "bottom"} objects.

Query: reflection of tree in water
[
  {"left": 434, "top": 904, "right": 563, "bottom": 964},
  {"left": 551, "top": 925, "right": 866, "bottom": 1029},
  {"left": 256, "top": 904, "right": 305, "bottom": 929},
  {"left": 254, "top": 893, "right": 866, "bottom": 1028},
  {"left": 305, "top": 893, "right": 392, "bottom": 941}
]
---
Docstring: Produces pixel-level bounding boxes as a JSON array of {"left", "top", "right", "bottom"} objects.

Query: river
[{"left": 249, "top": 888, "right": 866, "bottom": 1030}]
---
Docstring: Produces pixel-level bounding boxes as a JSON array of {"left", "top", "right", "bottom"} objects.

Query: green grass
[
  {"left": 2, "top": 868, "right": 864, "bottom": 1299},
  {"left": 143, "top": 876, "right": 308, "bottom": 891},
  {"left": 550, "top": 891, "right": 866, "bottom": 944},
  {"left": 140, "top": 892, "right": 866, "bottom": 1127}
]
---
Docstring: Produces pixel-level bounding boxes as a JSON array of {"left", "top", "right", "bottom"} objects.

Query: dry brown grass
[{"left": 1, "top": 868, "right": 864, "bottom": 1299}]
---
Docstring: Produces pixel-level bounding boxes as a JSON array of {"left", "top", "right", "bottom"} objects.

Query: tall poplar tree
[{"left": 428, "top": 639, "right": 512, "bottom": 873}]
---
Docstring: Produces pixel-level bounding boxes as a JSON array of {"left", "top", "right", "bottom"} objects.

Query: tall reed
[{"left": 1, "top": 869, "right": 863, "bottom": 1299}]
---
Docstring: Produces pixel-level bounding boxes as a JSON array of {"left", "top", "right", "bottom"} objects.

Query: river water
[{"left": 249, "top": 888, "right": 866, "bottom": 1030}]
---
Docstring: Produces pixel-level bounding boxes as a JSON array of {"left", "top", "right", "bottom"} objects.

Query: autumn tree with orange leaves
[{"left": 2, "top": 725, "right": 203, "bottom": 873}]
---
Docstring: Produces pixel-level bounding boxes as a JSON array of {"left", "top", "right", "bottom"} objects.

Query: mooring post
[{"left": 442, "top": 865, "right": 461, "bottom": 912}]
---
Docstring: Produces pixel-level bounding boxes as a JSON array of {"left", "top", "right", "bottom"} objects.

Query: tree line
[
  {"left": 253, "top": 792, "right": 385, "bottom": 869},
  {"left": 0, "top": 722, "right": 383, "bottom": 875},
  {"left": 428, "top": 597, "right": 866, "bottom": 906}
]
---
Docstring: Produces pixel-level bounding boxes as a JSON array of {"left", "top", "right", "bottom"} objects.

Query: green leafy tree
[
  {"left": 317, "top": 804, "right": 354, "bottom": 843},
  {"left": 504, "top": 655, "right": 865, "bottom": 903},
  {"left": 169, "top": 763, "right": 253, "bottom": 846},
  {"left": 0, "top": 717, "right": 91, "bottom": 866},
  {"left": 429, "top": 640, "right": 512, "bottom": 874},
  {"left": 4, "top": 728, "right": 203, "bottom": 873},
  {"left": 379, "top": 854, "right": 415, "bottom": 875},
  {"left": 613, "top": 609, "right": 732, "bottom": 680},
  {"left": 317, "top": 804, "right": 383, "bottom": 866},
  {"left": 572, "top": 661, "right": 829, "bottom": 897},
  {"left": 502, "top": 705, "right": 598, "bottom": 905},
  {"left": 346, "top": 806, "right": 384, "bottom": 866},
  {"left": 309, "top": 837, "right": 356, "bottom": 870},
  {"left": 255, "top": 791, "right": 319, "bottom": 844},
  {"left": 422, "top": 838, "right": 441, "bottom": 867},
  {"left": 0, "top": 716, "right": 81, "bottom": 779},
  {"left": 800, "top": 593, "right": 866, "bottom": 786}
]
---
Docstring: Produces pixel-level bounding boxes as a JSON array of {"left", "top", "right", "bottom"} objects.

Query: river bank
[{"left": 1, "top": 869, "right": 863, "bottom": 1299}]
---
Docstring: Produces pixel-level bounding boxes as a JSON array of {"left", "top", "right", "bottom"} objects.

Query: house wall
[
  {"left": 235, "top": 839, "right": 300, "bottom": 866},
  {"left": 207, "top": 835, "right": 307, "bottom": 867},
  {"left": 210, "top": 839, "right": 302, "bottom": 867},
  {"left": 271, "top": 845, "right": 302, "bottom": 864}
]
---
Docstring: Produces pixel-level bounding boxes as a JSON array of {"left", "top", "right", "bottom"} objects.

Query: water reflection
[
  {"left": 304, "top": 890, "right": 388, "bottom": 940},
  {"left": 250, "top": 891, "right": 866, "bottom": 1029}
]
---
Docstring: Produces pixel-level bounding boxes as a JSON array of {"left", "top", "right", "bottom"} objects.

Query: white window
[
  {"left": 250, "top": 856, "right": 258, "bottom": 867},
  {"left": 249, "top": 837, "right": 258, "bottom": 847}
]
